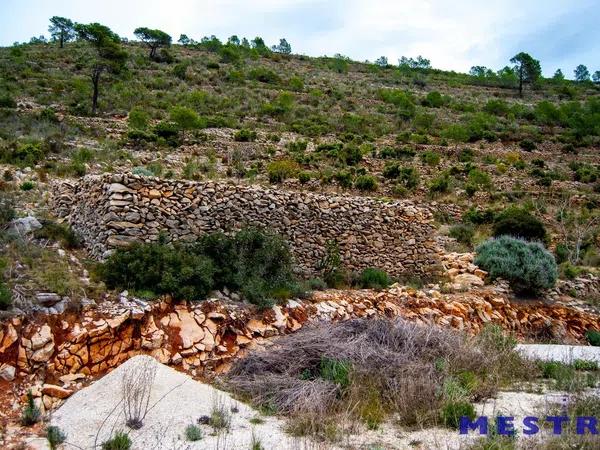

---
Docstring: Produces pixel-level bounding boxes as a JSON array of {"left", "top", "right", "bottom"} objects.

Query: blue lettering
[
  {"left": 523, "top": 416, "right": 539, "bottom": 435},
  {"left": 576, "top": 417, "right": 598, "bottom": 435},
  {"left": 497, "top": 416, "right": 515, "bottom": 436},
  {"left": 459, "top": 416, "right": 488, "bottom": 435},
  {"left": 546, "top": 416, "right": 569, "bottom": 435}
]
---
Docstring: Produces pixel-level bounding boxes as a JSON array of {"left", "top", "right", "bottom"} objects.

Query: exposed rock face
[
  {"left": 53, "top": 173, "right": 441, "bottom": 277},
  {"left": 2, "top": 286, "right": 600, "bottom": 383}
]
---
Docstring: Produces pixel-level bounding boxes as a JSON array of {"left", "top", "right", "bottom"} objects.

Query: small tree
[
  {"left": 74, "top": 23, "right": 128, "bottom": 115},
  {"left": 133, "top": 27, "right": 172, "bottom": 60},
  {"left": 272, "top": 38, "right": 291, "bottom": 54},
  {"left": 375, "top": 56, "right": 389, "bottom": 67},
  {"left": 593, "top": 70, "right": 600, "bottom": 84},
  {"left": 510, "top": 52, "right": 541, "bottom": 97},
  {"left": 48, "top": 16, "right": 74, "bottom": 48},
  {"left": 574, "top": 64, "right": 590, "bottom": 82},
  {"left": 552, "top": 69, "right": 565, "bottom": 82},
  {"left": 169, "top": 106, "right": 201, "bottom": 140},
  {"left": 178, "top": 34, "right": 194, "bottom": 46}
]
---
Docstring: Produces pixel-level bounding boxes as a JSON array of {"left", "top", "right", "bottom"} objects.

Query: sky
[{"left": 1, "top": 0, "right": 599, "bottom": 77}]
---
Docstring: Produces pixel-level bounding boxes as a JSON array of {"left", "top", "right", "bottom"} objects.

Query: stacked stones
[{"left": 54, "top": 173, "right": 441, "bottom": 277}]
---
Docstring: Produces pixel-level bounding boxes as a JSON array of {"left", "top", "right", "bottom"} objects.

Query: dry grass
[{"left": 227, "top": 319, "right": 534, "bottom": 440}]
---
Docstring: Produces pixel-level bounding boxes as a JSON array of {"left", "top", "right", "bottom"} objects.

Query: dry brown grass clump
[{"left": 227, "top": 318, "right": 534, "bottom": 439}]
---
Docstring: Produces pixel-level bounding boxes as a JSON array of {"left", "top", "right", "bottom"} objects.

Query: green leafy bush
[
  {"left": 357, "top": 268, "right": 391, "bottom": 289},
  {"left": 267, "top": 159, "right": 298, "bottom": 183},
  {"left": 46, "top": 426, "right": 67, "bottom": 450},
  {"left": 185, "top": 424, "right": 203, "bottom": 441},
  {"left": 586, "top": 330, "right": 600, "bottom": 347},
  {"left": 474, "top": 236, "right": 557, "bottom": 294},
  {"left": 319, "top": 357, "right": 351, "bottom": 389},
  {"left": 248, "top": 67, "right": 280, "bottom": 84},
  {"left": 101, "top": 229, "right": 297, "bottom": 308},
  {"left": 420, "top": 150, "right": 441, "bottom": 166},
  {"left": 354, "top": 175, "right": 378, "bottom": 191},
  {"left": 234, "top": 128, "right": 257, "bottom": 142},
  {"left": 0, "top": 94, "right": 17, "bottom": 108},
  {"left": 102, "top": 431, "right": 132, "bottom": 450},
  {"left": 0, "top": 282, "right": 12, "bottom": 310},
  {"left": 441, "top": 401, "right": 475, "bottom": 429},
  {"left": 449, "top": 224, "right": 475, "bottom": 246},
  {"left": 520, "top": 139, "right": 537, "bottom": 151},
  {"left": 21, "top": 391, "right": 41, "bottom": 426},
  {"left": 429, "top": 173, "right": 450, "bottom": 195},
  {"left": 99, "top": 239, "right": 215, "bottom": 301},
  {"left": 492, "top": 207, "right": 546, "bottom": 242},
  {"left": 34, "top": 220, "right": 82, "bottom": 249}
]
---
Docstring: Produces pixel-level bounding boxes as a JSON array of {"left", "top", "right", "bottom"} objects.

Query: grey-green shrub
[{"left": 474, "top": 236, "right": 557, "bottom": 294}]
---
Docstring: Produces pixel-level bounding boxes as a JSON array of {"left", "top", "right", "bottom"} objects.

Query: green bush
[
  {"left": 185, "top": 424, "right": 203, "bottom": 441},
  {"left": 429, "top": 174, "right": 450, "bottom": 195},
  {"left": 128, "top": 107, "right": 150, "bottom": 130},
  {"left": 586, "top": 330, "right": 600, "bottom": 347},
  {"left": 474, "top": 236, "right": 557, "bottom": 295},
  {"left": 46, "top": 426, "right": 67, "bottom": 450},
  {"left": 20, "top": 181, "right": 35, "bottom": 191},
  {"left": 441, "top": 401, "right": 475, "bottom": 429},
  {"left": 234, "top": 128, "right": 257, "bottom": 142},
  {"left": 0, "top": 94, "right": 17, "bottom": 108},
  {"left": 153, "top": 121, "right": 180, "bottom": 147},
  {"left": 422, "top": 91, "right": 446, "bottom": 108},
  {"left": 449, "top": 224, "right": 475, "bottom": 246},
  {"left": 102, "top": 431, "right": 132, "bottom": 450},
  {"left": 319, "top": 357, "right": 351, "bottom": 389},
  {"left": 420, "top": 150, "right": 441, "bottom": 166},
  {"left": 0, "top": 193, "right": 16, "bottom": 228},
  {"left": 7, "top": 142, "right": 45, "bottom": 167},
  {"left": 492, "top": 207, "right": 546, "bottom": 242},
  {"left": 357, "top": 268, "right": 391, "bottom": 289},
  {"left": 267, "top": 159, "right": 298, "bottom": 183},
  {"left": 0, "top": 282, "right": 12, "bottom": 310},
  {"left": 354, "top": 175, "right": 378, "bottom": 191},
  {"left": 99, "top": 239, "right": 215, "bottom": 301},
  {"left": 248, "top": 67, "right": 280, "bottom": 84},
  {"left": 519, "top": 139, "right": 536, "bottom": 151},
  {"left": 21, "top": 391, "right": 41, "bottom": 426}
]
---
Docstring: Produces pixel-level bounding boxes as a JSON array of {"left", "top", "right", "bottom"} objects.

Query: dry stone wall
[{"left": 54, "top": 173, "right": 440, "bottom": 277}]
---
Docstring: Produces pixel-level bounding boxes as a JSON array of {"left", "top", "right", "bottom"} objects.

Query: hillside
[{"left": 0, "top": 32, "right": 600, "bottom": 449}]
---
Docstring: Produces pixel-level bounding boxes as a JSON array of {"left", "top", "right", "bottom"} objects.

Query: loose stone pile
[{"left": 53, "top": 173, "right": 441, "bottom": 277}]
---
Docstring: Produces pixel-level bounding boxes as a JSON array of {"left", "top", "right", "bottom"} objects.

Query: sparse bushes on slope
[
  {"left": 357, "top": 267, "right": 391, "bottom": 289},
  {"left": 492, "top": 207, "right": 547, "bottom": 242},
  {"left": 475, "top": 236, "right": 557, "bottom": 295}
]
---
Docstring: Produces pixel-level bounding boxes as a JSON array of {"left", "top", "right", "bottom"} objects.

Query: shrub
[
  {"left": 8, "top": 142, "right": 45, "bottom": 167},
  {"left": 492, "top": 207, "right": 546, "bottom": 242},
  {"left": 298, "top": 171, "right": 311, "bottom": 184},
  {"left": 420, "top": 150, "right": 440, "bottom": 166},
  {"left": 20, "top": 181, "right": 35, "bottom": 191},
  {"left": 46, "top": 426, "right": 67, "bottom": 450},
  {"left": 474, "top": 236, "right": 557, "bottom": 294},
  {"left": 586, "top": 330, "right": 600, "bottom": 347},
  {"left": 0, "top": 282, "right": 11, "bottom": 310},
  {"left": 99, "top": 240, "right": 215, "bottom": 301},
  {"left": 429, "top": 174, "right": 450, "bottom": 195},
  {"left": 21, "top": 391, "right": 41, "bottom": 426},
  {"left": 267, "top": 159, "right": 298, "bottom": 183},
  {"left": 102, "top": 431, "right": 132, "bottom": 450},
  {"left": 519, "top": 139, "right": 536, "bottom": 151},
  {"left": 0, "top": 193, "right": 16, "bottom": 229},
  {"left": 248, "top": 67, "right": 280, "bottom": 84},
  {"left": 153, "top": 121, "right": 180, "bottom": 147},
  {"left": 422, "top": 91, "right": 446, "bottom": 108},
  {"left": 128, "top": 107, "right": 150, "bottom": 130},
  {"left": 441, "top": 401, "right": 475, "bottom": 429},
  {"left": 185, "top": 424, "right": 203, "bottom": 441},
  {"left": 354, "top": 175, "right": 378, "bottom": 191},
  {"left": 0, "top": 94, "right": 17, "bottom": 108},
  {"left": 357, "top": 268, "right": 391, "bottom": 289},
  {"left": 319, "top": 357, "right": 351, "bottom": 389},
  {"left": 449, "top": 224, "right": 475, "bottom": 246},
  {"left": 234, "top": 128, "right": 257, "bottom": 142},
  {"left": 458, "top": 148, "right": 475, "bottom": 163},
  {"left": 340, "top": 144, "right": 362, "bottom": 165},
  {"left": 334, "top": 170, "right": 353, "bottom": 189}
]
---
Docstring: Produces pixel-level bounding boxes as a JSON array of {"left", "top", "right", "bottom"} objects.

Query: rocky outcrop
[
  {"left": 53, "top": 173, "right": 441, "bottom": 277},
  {"left": 2, "top": 285, "right": 600, "bottom": 386}
]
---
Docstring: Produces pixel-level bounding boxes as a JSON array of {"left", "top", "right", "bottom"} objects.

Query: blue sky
[{"left": 1, "top": 0, "right": 599, "bottom": 77}]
